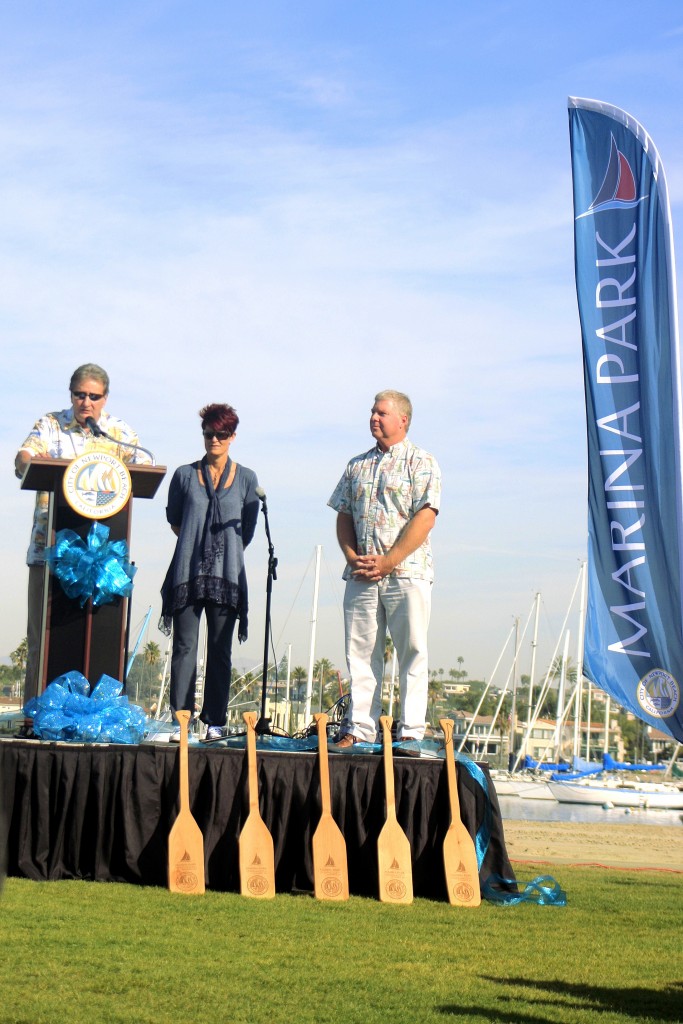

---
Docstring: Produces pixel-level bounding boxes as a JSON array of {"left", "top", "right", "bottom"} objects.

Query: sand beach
[{"left": 503, "top": 819, "right": 683, "bottom": 871}]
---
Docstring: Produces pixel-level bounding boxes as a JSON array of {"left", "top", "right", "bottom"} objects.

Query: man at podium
[{"left": 14, "top": 362, "right": 151, "bottom": 736}]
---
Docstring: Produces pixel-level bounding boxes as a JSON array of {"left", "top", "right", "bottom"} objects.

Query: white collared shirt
[{"left": 328, "top": 438, "right": 441, "bottom": 582}]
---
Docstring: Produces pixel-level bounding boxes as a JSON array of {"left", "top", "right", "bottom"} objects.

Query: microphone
[
  {"left": 84, "top": 416, "right": 157, "bottom": 465},
  {"left": 85, "top": 416, "right": 105, "bottom": 437},
  {"left": 255, "top": 487, "right": 267, "bottom": 502}
]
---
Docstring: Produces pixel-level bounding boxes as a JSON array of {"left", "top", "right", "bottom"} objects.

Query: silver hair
[{"left": 374, "top": 389, "right": 412, "bottom": 429}]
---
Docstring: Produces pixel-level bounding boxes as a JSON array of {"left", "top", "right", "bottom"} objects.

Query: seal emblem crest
[
  {"left": 637, "top": 668, "right": 680, "bottom": 720},
  {"left": 63, "top": 451, "right": 132, "bottom": 519}
]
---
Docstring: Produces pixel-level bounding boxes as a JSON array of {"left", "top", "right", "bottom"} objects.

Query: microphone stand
[
  {"left": 85, "top": 417, "right": 156, "bottom": 465},
  {"left": 255, "top": 491, "right": 278, "bottom": 735}
]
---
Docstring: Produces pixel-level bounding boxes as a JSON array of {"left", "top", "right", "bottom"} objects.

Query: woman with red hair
[{"left": 160, "top": 403, "right": 260, "bottom": 740}]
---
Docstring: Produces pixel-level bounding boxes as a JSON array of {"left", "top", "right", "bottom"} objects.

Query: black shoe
[{"left": 15, "top": 723, "right": 37, "bottom": 740}]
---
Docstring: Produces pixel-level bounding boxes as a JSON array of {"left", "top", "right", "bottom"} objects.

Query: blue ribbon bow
[
  {"left": 24, "top": 670, "right": 147, "bottom": 744},
  {"left": 45, "top": 522, "right": 136, "bottom": 606}
]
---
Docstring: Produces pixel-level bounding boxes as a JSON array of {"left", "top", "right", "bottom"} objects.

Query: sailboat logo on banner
[
  {"left": 637, "top": 669, "right": 681, "bottom": 720},
  {"left": 576, "top": 134, "right": 649, "bottom": 219}
]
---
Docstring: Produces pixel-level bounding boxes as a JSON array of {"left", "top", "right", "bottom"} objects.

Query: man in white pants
[{"left": 328, "top": 390, "right": 441, "bottom": 751}]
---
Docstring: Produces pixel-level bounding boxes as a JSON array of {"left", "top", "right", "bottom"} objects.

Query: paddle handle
[
  {"left": 176, "top": 710, "right": 191, "bottom": 812},
  {"left": 441, "top": 718, "right": 461, "bottom": 825},
  {"left": 379, "top": 715, "right": 398, "bottom": 821},
  {"left": 243, "top": 711, "right": 260, "bottom": 814},
  {"left": 314, "top": 713, "right": 333, "bottom": 816}
]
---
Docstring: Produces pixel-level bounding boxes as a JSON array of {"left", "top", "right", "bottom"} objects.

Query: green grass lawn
[{"left": 1, "top": 868, "right": 682, "bottom": 1024}]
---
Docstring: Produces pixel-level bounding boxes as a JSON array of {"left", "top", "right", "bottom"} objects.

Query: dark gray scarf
[{"left": 200, "top": 455, "right": 232, "bottom": 563}]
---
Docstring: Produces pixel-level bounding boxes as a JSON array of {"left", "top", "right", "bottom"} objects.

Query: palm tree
[
  {"left": 427, "top": 673, "right": 442, "bottom": 725},
  {"left": 313, "top": 658, "right": 335, "bottom": 710},
  {"left": 10, "top": 637, "right": 28, "bottom": 679},
  {"left": 548, "top": 654, "right": 577, "bottom": 685},
  {"left": 243, "top": 670, "right": 255, "bottom": 701},
  {"left": 291, "top": 665, "right": 307, "bottom": 700},
  {"left": 141, "top": 641, "right": 161, "bottom": 706},
  {"left": 143, "top": 640, "right": 160, "bottom": 665}
]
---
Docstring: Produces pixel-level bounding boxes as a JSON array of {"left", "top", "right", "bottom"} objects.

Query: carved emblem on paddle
[
  {"left": 167, "top": 709, "right": 205, "bottom": 895},
  {"left": 312, "top": 713, "right": 349, "bottom": 901},
  {"left": 239, "top": 711, "right": 275, "bottom": 899},
  {"left": 439, "top": 718, "right": 481, "bottom": 907},
  {"left": 377, "top": 715, "right": 413, "bottom": 904}
]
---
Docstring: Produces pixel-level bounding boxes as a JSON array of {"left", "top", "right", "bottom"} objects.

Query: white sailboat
[{"left": 548, "top": 774, "right": 683, "bottom": 810}]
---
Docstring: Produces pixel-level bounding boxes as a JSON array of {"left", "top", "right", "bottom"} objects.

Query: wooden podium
[{"left": 21, "top": 459, "right": 166, "bottom": 691}]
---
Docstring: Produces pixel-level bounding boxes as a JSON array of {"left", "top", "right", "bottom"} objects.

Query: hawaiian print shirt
[
  {"left": 18, "top": 408, "right": 150, "bottom": 565},
  {"left": 328, "top": 437, "right": 441, "bottom": 582}
]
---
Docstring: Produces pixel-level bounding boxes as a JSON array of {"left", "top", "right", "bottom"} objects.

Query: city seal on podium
[{"left": 63, "top": 451, "right": 132, "bottom": 520}]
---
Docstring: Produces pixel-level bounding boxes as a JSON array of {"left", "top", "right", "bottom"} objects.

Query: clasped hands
[{"left": 349, "top": 553, "right": 394, "bottom": 581}]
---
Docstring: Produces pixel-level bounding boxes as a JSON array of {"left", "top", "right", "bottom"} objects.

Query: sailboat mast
[
  {"left": 603, "top": 694, "right": 611, "bottom": 754},
  {"left": 284, "top": 643, "right": 292, "bottom": 735},
  {"left": 572, "top": 561, "right": 588, "bottom": 759},
  {"left": 554, "top": 630, "right": 570, "bottom": 761},
  {"left": 155, "top": 635, "right": 172, "bottom": 718},
  {"left": 508, "top": 617, "right": 520, "bottom": 771},
  {"left": 458, "top": 623, "right": 515, "bottom": 754},
  {"left": 304, "top": 545, "right": 322, "bottom": 725},
  {"left": 521, "top": 593, "right": 541, "bottom": 764}
]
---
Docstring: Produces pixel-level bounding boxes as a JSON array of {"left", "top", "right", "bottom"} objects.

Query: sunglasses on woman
[{"left": 203, "top": 430, "right": 231, "bottom": 440}]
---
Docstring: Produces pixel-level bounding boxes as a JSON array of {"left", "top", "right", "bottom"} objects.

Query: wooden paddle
[
  {"left": 377, "top": 715, "right": 413, "bottom": 904},
  {"left": 168, "top": 709, "right": 205, "bottom": 895},
  {"left": 238, "top": 711, "right": 275, "bottom": 899},
  {"left": 312, "top": 713, "right": 349, "bottom": 901},
  {"left": 439, "top": 718, "right": 481, "bottom": 907}
]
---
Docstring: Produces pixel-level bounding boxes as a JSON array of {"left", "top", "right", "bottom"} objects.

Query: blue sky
[{"left": 2, "top": 1, "right": 683, "bottom": 687}]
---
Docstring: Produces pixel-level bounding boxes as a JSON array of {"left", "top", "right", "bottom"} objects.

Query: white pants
[{"left": 343, "top": 576, "right": 432, "bottom": 742}]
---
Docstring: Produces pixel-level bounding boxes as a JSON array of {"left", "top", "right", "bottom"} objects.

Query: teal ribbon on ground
[
  {"left": 481, "top": 874, "right": 567, "bottom": 906},
  {"left": 45, "top": 522, "right": 136, "bottom": 606},
  {"left": 455, "top": 757, "right": 567, "bottom": 906}
]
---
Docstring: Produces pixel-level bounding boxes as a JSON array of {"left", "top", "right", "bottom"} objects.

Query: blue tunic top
[{"left": 160, "top": 461, "right": 260, "bottom": 641}]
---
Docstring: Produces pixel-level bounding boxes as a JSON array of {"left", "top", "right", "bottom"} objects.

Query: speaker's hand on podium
[{"left": 15, "top": 450, "right": 33, "bottom": 479}]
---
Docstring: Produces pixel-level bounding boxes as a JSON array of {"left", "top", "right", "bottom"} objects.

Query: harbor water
[{"left": 496, "top": 793, "right": 683, "bottom": 828}]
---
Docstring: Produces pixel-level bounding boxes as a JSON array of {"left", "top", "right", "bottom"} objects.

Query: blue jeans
[{"left": 170, "top": 602, "right": 237, "bottom": 727}]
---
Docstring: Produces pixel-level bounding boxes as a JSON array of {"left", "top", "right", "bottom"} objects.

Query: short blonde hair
[{"left": 374, "top": 389, "right": 412, "bottom": 429}]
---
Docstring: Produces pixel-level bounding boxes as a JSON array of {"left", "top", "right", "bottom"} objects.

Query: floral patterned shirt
[
  {"left": 17, "top": 408, "right": 150, "bottom": 565},
  {"left": 328, "top": 438, "right": 441, "bottom": 582}
]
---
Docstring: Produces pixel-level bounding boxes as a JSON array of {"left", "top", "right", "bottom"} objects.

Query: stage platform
[{"left": 0, "top": 739, "right": 513, "bottom": 899}]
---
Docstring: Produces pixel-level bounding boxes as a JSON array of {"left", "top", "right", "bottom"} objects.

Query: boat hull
[
  {"left": 547, "top": 780, "right": 683, "bottom": 809},
  {"left": 490, "top": 771, "right": 556, "bottom": 801},
  {"left": 507, "top": 779, "right": 556, "bottom": 801}
]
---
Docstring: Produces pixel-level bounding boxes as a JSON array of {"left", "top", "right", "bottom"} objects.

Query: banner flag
[{"left": 569, "top": 97, "right": 683, "bottom": 743}]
